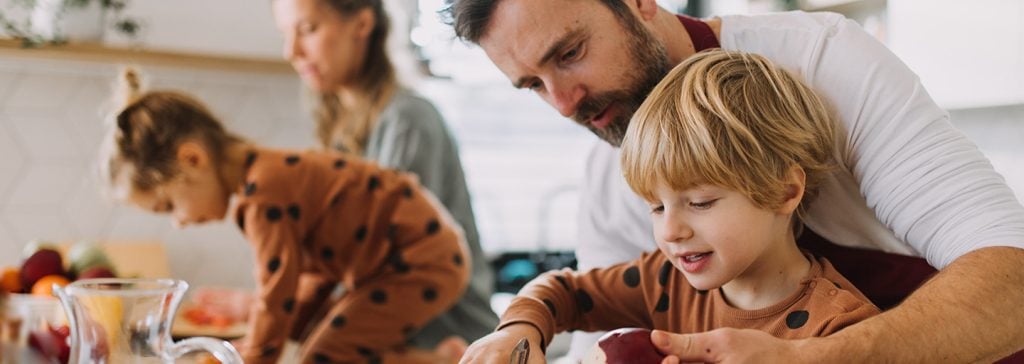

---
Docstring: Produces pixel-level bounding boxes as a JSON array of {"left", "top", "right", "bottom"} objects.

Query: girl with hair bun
[{"left": 101, "top": 67, "right": 471, "bottom": 363}]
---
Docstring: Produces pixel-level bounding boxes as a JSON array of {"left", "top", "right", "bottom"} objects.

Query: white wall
[
  {"left": 104, "top": 0, "right": 285, "bottom": 59},
  {"left": 889, "top": 0, "right": 1024, "bottom": 109}
]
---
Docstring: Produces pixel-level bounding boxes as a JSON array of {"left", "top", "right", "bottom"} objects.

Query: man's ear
[
  {"left": 176, "top": 141, "right": 210, "bottom": 171},
  {"left": 778, "top": 165, "right": 806, "bottom": 215},
  {"left": 632, "top": 0, "right": 660, "bottom": 22}
]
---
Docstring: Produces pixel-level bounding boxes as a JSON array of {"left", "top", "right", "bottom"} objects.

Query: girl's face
[
  {"left": 126, "top": 143, "right": 233, "bottom": 228},
  {"left": 647, "top": 182, "right": 797, "bottom": 291},
  {"left": 273, "top": 0, "right": 374, "bottom": 92}
]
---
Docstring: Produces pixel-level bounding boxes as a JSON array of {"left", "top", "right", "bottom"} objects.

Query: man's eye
[
  {"left": 527, "top": 80, "right": 543, "bottom": 91},
  {"left": 561, "top": 48, "right": 579, "bottom": 62}
]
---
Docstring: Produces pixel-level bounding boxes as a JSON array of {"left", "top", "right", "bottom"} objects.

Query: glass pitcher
[{"left": 52, "top": 278, "right": 242, "bottom": 364}]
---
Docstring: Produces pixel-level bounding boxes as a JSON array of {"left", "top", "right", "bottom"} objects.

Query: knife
[{"left": 508, "top": 337, "right": 530, "bottom": 364}]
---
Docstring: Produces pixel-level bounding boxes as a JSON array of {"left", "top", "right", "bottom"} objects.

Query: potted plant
[{"left": 0, "top": 0, "right": 141, "bottom": 47}]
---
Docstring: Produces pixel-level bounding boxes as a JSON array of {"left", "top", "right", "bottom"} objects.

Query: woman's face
[{"left": 273, "top": 0, "right": 374, "bottom": 91}]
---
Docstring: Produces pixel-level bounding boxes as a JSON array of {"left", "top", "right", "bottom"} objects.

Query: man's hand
[
  {"left": 651, "top": 329, "right": 810, "bottom": 364},
  {"left": 460, "top": 323, "right": 547, "bottom": 364}
]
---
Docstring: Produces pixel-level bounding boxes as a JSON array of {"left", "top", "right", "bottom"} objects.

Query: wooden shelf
[{"left": 0, "top": 38, "right": 293, "bottom": 74}]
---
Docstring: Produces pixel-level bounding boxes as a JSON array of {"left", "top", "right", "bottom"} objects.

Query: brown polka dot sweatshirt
[
  {"left": 232, "top": 147, "right": 469, "bottom": 363},
  {"left": 499, "top": 251, "right": 880, "bottom": 349}
]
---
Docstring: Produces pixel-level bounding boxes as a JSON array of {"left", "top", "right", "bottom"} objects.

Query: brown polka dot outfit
[
  {"left": 499, "top": 251, "right": 880, "bottom": 349},
  {"left": 233, "top": 148, "right": 470, "bottom": 364}
]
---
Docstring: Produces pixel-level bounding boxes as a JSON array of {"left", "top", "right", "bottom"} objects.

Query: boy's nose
[{"left": 661, "top": 219, "right": 694, "bottom": 243}]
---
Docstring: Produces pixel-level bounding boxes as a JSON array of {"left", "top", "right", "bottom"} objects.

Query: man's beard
[{"left": 570, "top": 13, "right": 672, "bottom": 147}]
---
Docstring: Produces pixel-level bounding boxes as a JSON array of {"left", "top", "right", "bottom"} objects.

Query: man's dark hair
[{"left": 442, "top": 0, "right": 634, "bottom": 43}]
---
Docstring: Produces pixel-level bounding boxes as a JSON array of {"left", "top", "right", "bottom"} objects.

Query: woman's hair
[
  {"left": 621, "top": 50, "right": 837, "bottom": 219},
  {"left": 101, "top": 67, "right": 243, "bottom": 197},
  {"left": 312, "top": 0, "right": 397, "bottom": 153}
]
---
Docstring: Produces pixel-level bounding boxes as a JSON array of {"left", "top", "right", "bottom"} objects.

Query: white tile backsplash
[
  {"left": 0, "top": 56, "right": 310, "bottom": 289},
  {"left": 7, "top": 114, "right": 82, "bottom": 160},
  {"left": 1, "top": 207, "right": 78, "bottom": 244},
  {"left": 0, "top": 221, "right": 19, "bottom": 262},
  {"left": 6, "top": 162, "right": 84, "bottom": 206},
  {"left": 64, "top": 175, "right": 117, "bottom": 239},
  {"left": 0, "top": 120, "right": 27, "bottom": 200},
  {"left": 2, "top": 72, "right": 83, "bottom": 115}
]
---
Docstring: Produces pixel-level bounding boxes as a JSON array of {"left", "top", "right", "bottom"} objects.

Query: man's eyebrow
[{"left": 512, "top": 27, "right": 587, "bottom": 89}]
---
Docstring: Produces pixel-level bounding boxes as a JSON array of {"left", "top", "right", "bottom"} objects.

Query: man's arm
[
  {"left": 813, "top": 246, "right": 1024, "bottom": 362},
  {"left": 652, "top": 246, "right": 1024, "bottom": 363}
]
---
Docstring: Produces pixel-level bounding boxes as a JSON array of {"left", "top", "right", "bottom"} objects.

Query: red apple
[
  {"left": 77, "top": 266, "right": 117, "bottom": 280},
  {"left": 20, "top": 249, "right": 65, "bottom": 290},
  {"left": 583, "top": 328, "right": 666, "bottom": 364}
]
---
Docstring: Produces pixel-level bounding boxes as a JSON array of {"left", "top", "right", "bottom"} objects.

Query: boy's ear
[
  {"left": 176, "top": 141, "right": 210, "bottom": 170},
  {"left": 779, "top": 165, "right": 806, "bottom": 214}
]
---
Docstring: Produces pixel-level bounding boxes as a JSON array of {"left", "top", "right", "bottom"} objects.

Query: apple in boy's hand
[{"left": 583, "top": 328, "right": 666, "bottom": 364}]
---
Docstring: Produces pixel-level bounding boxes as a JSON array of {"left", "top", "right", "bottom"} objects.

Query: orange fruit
[
  {"left": 1, "top": 267, "right": 21, "bottom": 293},
  {"left": 31, "top": 274, "right": 70, "bottom": 297}
]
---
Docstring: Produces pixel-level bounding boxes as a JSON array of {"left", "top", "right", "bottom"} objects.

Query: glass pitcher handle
[{"left": 167, "top": 337, "right": 243, "bottom": 364}]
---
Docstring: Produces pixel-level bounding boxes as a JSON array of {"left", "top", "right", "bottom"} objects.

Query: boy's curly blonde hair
[{"left": 621, "top": 50, "right": 837, "bottom": 219}]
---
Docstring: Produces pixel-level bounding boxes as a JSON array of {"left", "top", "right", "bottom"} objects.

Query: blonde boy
[{"left": 460, "top": 50, "right": 879, "bottom": 362}]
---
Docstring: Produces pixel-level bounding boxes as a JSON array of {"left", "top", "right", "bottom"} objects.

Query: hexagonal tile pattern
[
  {"left": 0, "top": 120, "right": 27, "bottom": 202},
  {"left": 65, "top": 173, "right": 116, "bottom": 239},
  {"left": 7, "top": 114, "right": 81, "bottom": 160},
  {"left": 2, "top": 72, "right": 82, "bottom": 116},
  {"left": 2, "top": 207, "right": 77, "bottom": 245},
  {"left": 105, "top": 206, "right": 175, "bottom": 239},
  {"left": 191, "top": 82, "right": 252, "bottom": 120},
  {"left": 0, "top": 70, "right": 23, "bottom": 104},
  {"left": 7, "top": 163, "right": 84, "bottom": 207},
  {"left": 0, "top": 221, "right": 20, "bottom": 267},
  {"left": 227, "top": 90, "right": 279, "bottom": 141},
  {"left": 64, "top": 76, "right": 115, "bottom": 155}
]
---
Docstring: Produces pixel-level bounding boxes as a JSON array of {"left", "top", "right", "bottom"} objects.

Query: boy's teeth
[{"left": 684, "top": 253, "right": 706, "bottom": 262}]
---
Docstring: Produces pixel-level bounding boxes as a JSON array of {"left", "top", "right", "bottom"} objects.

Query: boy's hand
[{"left": 459, "top": 323, "right": 546, "bottom": 364}]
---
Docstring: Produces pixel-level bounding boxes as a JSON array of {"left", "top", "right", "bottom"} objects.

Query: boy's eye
[
  {"left": 526, "top": 80, "right": 544, "bottom": 92},
  {"left": 650, "top": 204, "right": 664, "bottom": 214},
  {"left": 689, "top": 199, "right": 718, "bottom": 210}
]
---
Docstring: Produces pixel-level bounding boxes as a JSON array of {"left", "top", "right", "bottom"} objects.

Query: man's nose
[{"left": 547, "top": 79, "right": 585, "bottom": 118}]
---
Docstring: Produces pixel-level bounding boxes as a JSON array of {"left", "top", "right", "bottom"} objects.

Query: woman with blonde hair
[{"left": 271, "top": 0, "right": 498, "bottom": 354}]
